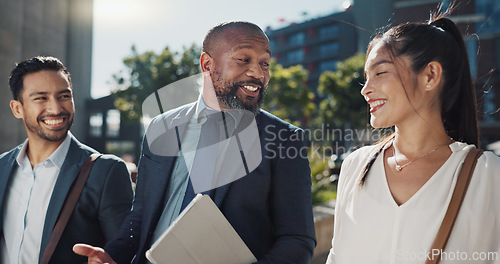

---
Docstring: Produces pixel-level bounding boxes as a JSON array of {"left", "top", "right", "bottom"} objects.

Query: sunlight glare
[{"left": 95, "top": 0, "right": 148, "bottom": 24}]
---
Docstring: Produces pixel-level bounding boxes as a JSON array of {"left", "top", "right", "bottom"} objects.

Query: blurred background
[{"left": 1, "top": 0, "right": 499, "bottom": 262}]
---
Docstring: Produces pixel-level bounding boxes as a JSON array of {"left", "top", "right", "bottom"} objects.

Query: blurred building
[
  {"left": 265, "top": 9, "right": 358, "bottom": 93},
  {"left": 351, "top": 0, "right": 394, "bottom": 53},
  {"left": 0, "top": 0, "right": 93, "bottom": 152},
  {"left": 86, "top": 95, "right": 142, "bottom": 163}
]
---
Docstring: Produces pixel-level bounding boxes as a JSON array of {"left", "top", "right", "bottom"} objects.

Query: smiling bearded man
[
  {"left": 0, "top": 56, "right": 133, "bottom": 264},
  {"left": 74, "top": 21, "right": 316, "bottom": 264}
]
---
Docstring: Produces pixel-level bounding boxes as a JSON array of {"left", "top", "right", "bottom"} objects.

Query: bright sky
[{"left": 91, "top": 0, "right": 352, "bottom": 98}]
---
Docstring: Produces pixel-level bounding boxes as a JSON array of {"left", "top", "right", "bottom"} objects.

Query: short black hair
[
  {"left": 9, "top": 56, "right": 71, "bottom": 101},
  {"left": 202, "top": 21, "right": 267, "bottom": 55}
]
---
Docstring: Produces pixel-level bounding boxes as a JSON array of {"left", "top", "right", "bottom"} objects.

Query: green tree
[
  {"left": 317, "top": 53, "right": 367, "bottom": 130},
  {"left": 263, "top": 60, "right": 315, "bottom": 127},
  {"left": 309, "top": 150, "right": 337, "bottom": 205},
  {"left": 112, "top": 44, "right": 201, "bottom": 123}
]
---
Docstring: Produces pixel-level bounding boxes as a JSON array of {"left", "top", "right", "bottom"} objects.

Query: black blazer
[
  {"left": 0, "top": 135, "right": 134, "bottom": 263},
  {"left": 105, "top": 102, "right": 316, "bottom": 264}
]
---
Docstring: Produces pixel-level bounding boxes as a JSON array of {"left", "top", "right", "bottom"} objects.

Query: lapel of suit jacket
[
  {"left": 0, "top": 146, "right": 22, "bottom": 229},
  {"left": 39, "top": 135, "right": 89, "bottom": 257},
  {"left": 170, "top": 102, "right": 196, "bottom": 141},
  {"left": 143, "top": 103, "right": 196, "bottom": 234}
]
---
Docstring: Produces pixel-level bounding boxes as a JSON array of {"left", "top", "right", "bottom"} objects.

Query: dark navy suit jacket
[
  {"left": 0, "top": 135, "right": 134, "bottom": 263},
  {"left": 105, "top": 102, "right": 316, "bottom": 264}
]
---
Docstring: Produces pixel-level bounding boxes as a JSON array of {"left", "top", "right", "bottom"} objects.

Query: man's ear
[
  {"left": 10, "top": 100, "right": 24, "bottom": 119},
  {"left": 200, "top": 52, "right": 212, "bottom": 75},
  {"left": 422, "top": 61, "right": 443, "bottom": 91}
]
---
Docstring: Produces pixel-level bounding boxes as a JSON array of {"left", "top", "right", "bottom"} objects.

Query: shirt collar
[
  {"left": 194, "top": 94, "right": 207, "bottom": 124},
  {"left": 195, "top": 95, "right": 243, "bottom": 129},
  {"left": 16, "top": 132, "right": 72, "bottom": 169},
  {"left": 16, "top": 139, "right": 29, "bottom": 168}
]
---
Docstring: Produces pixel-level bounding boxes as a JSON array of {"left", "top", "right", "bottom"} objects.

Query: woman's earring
[{"left": 426, "top": 84, "right": 431, "bottom": 88}]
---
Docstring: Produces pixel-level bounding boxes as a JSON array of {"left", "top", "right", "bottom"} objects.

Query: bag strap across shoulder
[
  {"left": 426, "top": 147, "right": 484, "bottom": 264},
  {"left": 39, "top": 153, "right": 101, "bottom": 264}
]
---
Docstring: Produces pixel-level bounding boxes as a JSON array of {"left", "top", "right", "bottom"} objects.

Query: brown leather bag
[{"left": 426, "top": 148, "right": 484, "bottom": 264}]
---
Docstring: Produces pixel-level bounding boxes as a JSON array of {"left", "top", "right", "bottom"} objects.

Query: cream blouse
[{"left": 327, "top": 142, "right": 500, "bottom": 264}]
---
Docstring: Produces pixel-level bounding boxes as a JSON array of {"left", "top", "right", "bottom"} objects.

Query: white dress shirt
[
  {"left": 327, "top": 141, "right": 500, "bottom": 264},
  {"left": 1, "top": 134, "right": 71, "bottom": 264}
]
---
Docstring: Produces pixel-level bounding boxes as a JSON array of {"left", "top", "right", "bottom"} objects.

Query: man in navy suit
[
  {"left": 0, "top": 56, "right": 134, "bottom": 263},
  {"left": 75, "top": 21, "right": 316, "bottom": 263}
]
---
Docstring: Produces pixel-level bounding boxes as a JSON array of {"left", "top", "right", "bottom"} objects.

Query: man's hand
[{"left": 73, "top": 244, "right": 117, "bottom": 264}]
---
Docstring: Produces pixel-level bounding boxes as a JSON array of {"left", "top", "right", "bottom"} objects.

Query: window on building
[
  {"left": 440, "top": 0, "right": 452, "bottom": 11},
  {"left": 106, "top": 109, "right": 121, "bottom": 138},
  {"left": 319, "top": 60, "right": 338, "bottom": 72},
  {"left": 319, "top": 25, "right": 339, "bottom": 39},
  {"left": 466, "top": 37, "right": 478, "bottom": 79},
  {"left": 89, "top": 112, "right": 103, "bottom": 137},
  {"left": 484, "top": 88, "right": 496, "bottom": 122},
  {"left": 289, "top": 32, "right": 305, "bottom": 46},
  {"left": 287, "top": 49, "right": 304, "bottom": 64},
  {"left": 320, "top": 42, "right": 339, "bottom": 57},
  {"left": 495, "top": 37, "right": 500, "bottom": 72},
  {"left": 270, "top": 39, "right": 276, "bottom": 52},
  {"left": 475, "top": 0, "right": 500, "bottom": 34},
  {"left": 106, "top": 140, "right": 136, "bottom": 159}
]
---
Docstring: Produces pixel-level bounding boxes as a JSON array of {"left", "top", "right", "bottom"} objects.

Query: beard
[
  {"left": 212, "top": 74, "right": 266, "bottom": 114},
  {"left": 24, "top": 113, "right": 73, "bottom": 142}
]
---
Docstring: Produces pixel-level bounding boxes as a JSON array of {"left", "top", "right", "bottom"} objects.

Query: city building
[
  {"left": 86, "top": 94, "right": 142, "bottom": 163},
  {"left": 0, "top": 0, "right": 93, "bottom": 152},
  {"left": 266, "top": 9, "right": 358, "bottom": 92},
  {"left": 351, "top": 0, "right": 393, "bottom": 53}
]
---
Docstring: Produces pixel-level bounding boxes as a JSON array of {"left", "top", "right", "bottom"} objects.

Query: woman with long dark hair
[{"left": 326, "top": 9, "right": 500, "bottom": 264}]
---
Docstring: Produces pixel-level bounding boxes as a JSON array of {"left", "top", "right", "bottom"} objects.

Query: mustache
[
  {"left": 233, "top": 80, "right": 265, "bottom": 90},
  {"left": 38, "top": 113, "right": 71, "bottom": 121}
]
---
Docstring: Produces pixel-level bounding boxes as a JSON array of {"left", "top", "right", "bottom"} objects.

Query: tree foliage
[
  {"left": 112, "top": 44, "right": 201, "bottom": 123},
  {"left": 317, "top": 53, "right": 367, "bottom": 130},
  {"left": 263, "top": 60, "right": 315, "bottom": 127}
]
